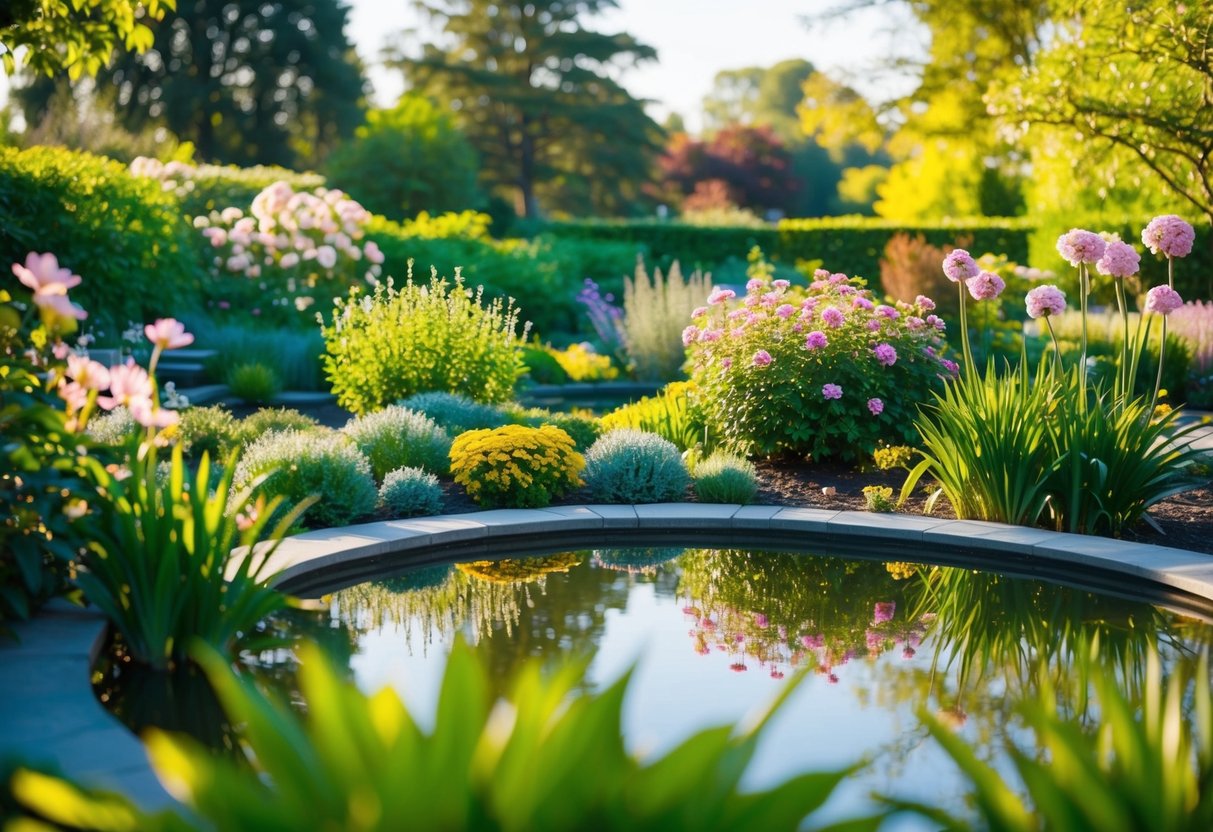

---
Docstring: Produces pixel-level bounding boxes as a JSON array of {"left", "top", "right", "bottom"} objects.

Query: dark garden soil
[{"left": 265, "top": 399, "right": 1213, "bottom": 557}]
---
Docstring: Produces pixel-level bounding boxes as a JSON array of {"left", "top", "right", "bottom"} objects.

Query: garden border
[{"left": 6, "top": 505, "right": 1213, "bottom": 812}]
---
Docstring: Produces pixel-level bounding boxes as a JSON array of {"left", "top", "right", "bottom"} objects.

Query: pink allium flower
[
  {"left": 727, "top": 308, "right": 747, "bottom": 321},
  {"left": 66, "top": 354, "right": 110, "bottom": 391},
  {"left": 98, "top": 361, "right": 154, "bottom": 411},
  {"left": 752, "top": 349, "right": 773, "bottom": 367},
  {"left": 1144, "top": 285, "right": 1184, "bottom": 316},
  {"left": 775, "top": 303, "right": 795, "bottom": 318},
  {"left": 813, "top": 269, "right": 831, "bottom": 280},
  {"left": 1025, "top": 284, "right": 1067, "bottom": 319},
  {"left": 867, "top": 397, "right": 884, "bottom": 415},
  {"left": 1056, "top": 229, "right": 1106, "bottom": 266},
  {"left": 805, "top": 330, "right": 828, "bottom": 349},
  {"left": 12, "top": 252, "right": 82, "bottom": 294},
  {"left": 965, "top": 271, "right": 1006, "bottom": 301},
  {"left": 681, "top": 325, "right": 698, "bottom": 347},
  {"left": 873, "top": 601, "right": 896, "bottom": 624},
  {"left": 942, "top": 249, "right": 979, "bottom": 282},
  {"left": 761, "top": 291, "right": 780, "bottom": 306},
  {"left": 822, "top": 383, "right": 843, "bottom": 400},
  {"left": 1142, "top": 214, "right": 1195, "bottom": 258},
  {"left": 916, "top": 295, "right": 936, "bottom": 311},
  {"left": 707, "top": 287, "right": 736, "bottom": 305},
  {"left": 1096, "top": 240, "right": 1141, "bottom": 278},
  {"left": 145, "top": 318, "right": 194, "bottom": 350},
  {"left": 821, "top": 307, "right": 845, "bottom": 328},
  {"left": 873, "top": 343, "right": 897, "bottom": 366}
]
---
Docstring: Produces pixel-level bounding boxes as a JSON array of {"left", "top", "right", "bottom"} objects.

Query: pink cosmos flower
[
  {"left": 145, "top": 318, "right": 194, "bottom": 350},
  {"left": 805, "top": 330, "right": 828, "bottom": 349},
  {"left": 1056, "top": 229, "right": 1106, "bottom": 266},
  {"left": 129, "top": 398, "right": 179, "bottom": 429},
  {"left": 1142, "top": 215, "right": 1195, "bottom": 258},
  {"left": 1095, "top": 240, "right": 1141, "bottom": 278},
  {"left": 66, "top": 354, "right": 110, "bottom": 391},
  {"left": 58, "top": 380, "right": 89, "bottom": 412},
  {"left": 752, "top": 349, "right": 773, "bottom": 367},
  {"left": 1144, "top": 285, "right": 1184, "bottom": 316},
  {"left": 707, "top": 287, "right": 736, "bottom": 305},
  {"left": 942, "top": 249, "right": 979, "bottom": 282},
  {"left": 32, "top": 291, "right": 87, "bottom": 321},
  {"left": 821, "top": 307, "right": 845, "bottom": 328},
  {"left": 98, "top": 361, "right": 154, "bottom": 411},
  {"left": 966, "top": 271, "right": 1006, "bottom": 301},
  {"left": 873, "top": 343, "right": 897, "bottom": 366},
  {"left": 867, "top": 398, "right": 884, "bottom": 415},
  {"left": 822, "top": 383, "right": 843, "bottom": 400},
  {"left": 1025, "top": 285, "right": 1067, "bottom": 319},
  {"left": 12, "top": 252, "right": 82, "bottom": 294}
]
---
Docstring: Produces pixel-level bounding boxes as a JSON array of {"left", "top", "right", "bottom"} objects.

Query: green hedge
[
  {"left": 0, "top": 146, "right": 205, "bottom": 333},
  {"left": 175, "top": 164, "right": 326, "bottom": 218}
]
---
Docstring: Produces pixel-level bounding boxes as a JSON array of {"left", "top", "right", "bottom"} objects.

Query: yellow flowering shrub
[
  {"left": 548, "top": 342, "right": 619, "bottom": 381},
  {"left": 449, "top": 424, "right": 584, "bottom": 508}
]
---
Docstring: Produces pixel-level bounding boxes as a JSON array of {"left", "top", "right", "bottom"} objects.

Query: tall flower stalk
[
  {"left": 942, "top": 249, "right": 981, "bottom": 373},
  {"left": 1142, "top": 215, "right": 1195, "bottom": 416}
]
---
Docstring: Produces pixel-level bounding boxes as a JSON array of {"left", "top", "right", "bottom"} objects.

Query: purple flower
[
  {"left": 776, "top": 303, "right": 795, "bottom": 318},
  {"left": 965, "top": 271, "right": 1006, "bottom": 301},
  {"left": 905, "top": 315, "right": 925, "bottom": 331},
  {"left": 1056, "top": 229, "right": 1107, "bottom": 266},
  {"left": 873, "top": 343, "right": 897, "bottom": 366},
  {"left": 752, "top": 349, "right": 773, "bottom": 367},
  {"left": 681, "top": 325, "right": 698, "bottom": 346},
  {"left": 942, "top": 249, "right": 979, "bottom": 282},
  {"left": 822, "top": 383, "right": 843, "bottom": 400},
  {"left": 1096, "top": 240, "right": 1141, "bottom": 278},
  {"left": 876, "top": 304, "right": 900, "bottom": 319},
  {"left": 873, "top": 601, "right": 896, "bottom": 624},
  {"left": 915, "top": 295, "right": 936, "bottom": 311},
  {"left": 821, "top": 307, "right": 845, "bottom": 328},
  {"left": 866, "top": 320, "right": 882, "bottom": 331},
  {"left": 707, "top": 287, "right": 736, "bottom": 305},
  {"left": 852, "top": 296, "right": 874, "bottom": 311},
  {"left": 721, "top": 357, "right": 732, "bottom": 369},
  {"left": 926, "top": 314, "right": 946, "bottom": 332},
  {"left": 1144, "top": 285, "right": 1184, "bottom": 316},
  {"left": 754, "top": 613, "right": 769, "bottom": 628},
  {"left": 805, "top": 330, "right": 828, "bottom": 349},
  {"left": 801, "top": 634, "right": 825, "bottom": 650},
  {"left": 1025, "top": 285, "right": 1067, "bottom": 319},
  {"left": 940, "top": 358, "right": 960, "bottom": 376},
  {"left": 1142, "top": 215, "right": 1195, "bottom": 258},
  {"left": 867, "top": 397, "right": 884, "bottom": 415}
]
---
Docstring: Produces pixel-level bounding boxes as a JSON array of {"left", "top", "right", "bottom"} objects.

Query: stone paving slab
[{"left": 634, "top": 503, "right": 741, "bottom": 527}]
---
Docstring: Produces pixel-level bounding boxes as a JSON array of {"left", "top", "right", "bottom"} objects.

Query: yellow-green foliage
[
  {"left": 599, "top": 381, "right": 706, "bottom": 452},
  {"left": 549, "top": 342, "right": 619, "bottom": 381},
  {"left": 622, "top": 260, "right": 709, "bottom": 382},
  {"left": 449, "top": 424, "right": 584, "bottom": 508},
  {"left": 862, "top": 485, "right": 896, "bottom": 513}
]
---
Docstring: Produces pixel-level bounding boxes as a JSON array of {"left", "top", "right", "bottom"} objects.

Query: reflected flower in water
[{"left": 873, "top": 602, "right": 896, "bottom": 624}]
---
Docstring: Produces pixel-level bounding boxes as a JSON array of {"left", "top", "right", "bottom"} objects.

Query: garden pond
[{"left": 96, "top": 547, "right": 1213, "bottom": 829}]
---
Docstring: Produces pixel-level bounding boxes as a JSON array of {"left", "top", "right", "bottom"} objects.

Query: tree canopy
[
  {"left": 392, "top": 0, "right": 663, "bottom": 219},
  {"left": 657, "top": 125, "right": 799, "bottom": 216}
]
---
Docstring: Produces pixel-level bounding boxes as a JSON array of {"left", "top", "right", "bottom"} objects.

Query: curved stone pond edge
[{"left": 5, "top": 504, "right": 1213, "bottom": 811}]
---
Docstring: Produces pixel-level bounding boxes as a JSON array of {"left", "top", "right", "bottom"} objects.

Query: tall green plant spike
[{"left": 622, "top": 258, "right": 709, "bottom": 382}]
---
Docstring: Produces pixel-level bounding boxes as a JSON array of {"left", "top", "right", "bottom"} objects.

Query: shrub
[
  {"left": 378, "top": 467, "right": 444, "bottom": 518},
  {"left": 878, "top": 232, "right": 961, "bottom": 317},
  {"left": 322, "top": 269, "right": 528, "bottom": 415},
  {"left": 226, "top": 362, "right": 283, "bottom": 405},
  {"left": 548, "top": 342, "right": 619, "bottom": 381},
  {"left": 862, "top": 485, "right": 895, "bottom": 513},
  {"left": 0, "top": 146, "right": 205, "bottom": 333},
  {"left": 687, "top": 269, "right": 948, "bottom": 462},
  {"left": 520, "top": 344, "right": 569, "bottom": 384},
  {"left": 234, "top": 430, "right": 377, "bottom": 528},
  {"left": 341, "top": 405, "right": 452, "bottom": 479},
  {"left": 129, "top": 156, "right": 325, "bottom": 219},
  {"left": 583, "top": 429, "right": 690, "bottom": 503},
  {"left": 621, "top": 259, "right": 710, "bottom": 381},
  {"left": 449, "top": 424, "right": 584, "bottom": 508},
  {"left": 599, "top": 381, "right": 708, "bottom": 452},
  {"left": 178, "top": 405, "right": 238, "bottom": 462},
  {"left": 232, "top": 408, "right": 320, "bottom": 450},
  {"left": 85, "top": 406, "right": 140, "bottom": 446},
  {"left": 508, "top": 407, "right": 602, "bottom": 452},
  {"left": 693, "top": 452, "right": 758, "bottom": 504},
  {"left": 399, "top": 391, "right": 510, "bottom": 435}
]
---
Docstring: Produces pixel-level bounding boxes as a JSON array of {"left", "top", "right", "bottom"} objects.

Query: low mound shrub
[
  {"left": 399, "top": 392, "right": 510, "bottom": 435},
  {"left": 341, "top": 406, "right": 452, "bottom": 479},
  {"left": 693, "top": 452, "right": 758, "bottom": 504},
  {"left": 178, "top": 405, "right": 238, "bottom": 461},
  {"left": 449, "top": 424, "right": 583, "bottom": 508},
  {"left": 583, "top": 429, "right": 690, "bottom": 503},
  {"left": 378, "top": 467, "right": 444, "bottom": 518},
  {"left": 508, "top": 407, "right": 602, "bottom": 452},
  {"left": 233, "top": 430, "right": 377, "bottom": 528},
  {"left": 85, "top": 406, "right": 139, "bottom": 446},
  {"left": 227, "top": 362, "right": 283, "bottom": 405},
  {"left": 323, "top": 270, "right": 528, "bottom": 415},
  {"left": 232, "top": 408, "right": 319, "bottom": 450}
]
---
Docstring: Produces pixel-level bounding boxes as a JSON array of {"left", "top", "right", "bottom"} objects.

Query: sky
[{"left": 1, "top": 0, "right": 926, "bottom": 135}]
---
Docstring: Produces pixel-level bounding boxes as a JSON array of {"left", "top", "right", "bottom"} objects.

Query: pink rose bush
[{"left": 686, "top": 267, "right": 949, "bottom": 461}]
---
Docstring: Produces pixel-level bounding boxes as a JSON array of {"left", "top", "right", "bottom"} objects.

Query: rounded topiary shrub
[
  {"left": 233, "top": 408, "right": 320, "bottom": 450},
  {"left": 693, "top": 452, "right": 758, "bottom": 504},
  {"left": 400, "top": 392, "right": 509, "bottom": 436},
  {"left": 178, "top": 405, "right": 239, "bottom": 461},
  {"left": 342, "top": 405, "right": 452, "bottom": 479},
  {"left": 449, "top": 424, "right": 584, "bottom": 508},
  {"left": 378, "top": 467, "right": 444, "bottom": 518},
  {"left": 322, "top": 271, "right": 528, "bottom": 415},
  {"left": 583, "top": 429, "right": 690, "bottom": 503},
  {"left": 233, "top": 429, "right": 377, "bottom": 528}
]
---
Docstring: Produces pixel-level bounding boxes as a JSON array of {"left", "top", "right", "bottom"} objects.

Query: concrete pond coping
[{"left": 4, "top": 503, "right": 1213, "bottom": 812}]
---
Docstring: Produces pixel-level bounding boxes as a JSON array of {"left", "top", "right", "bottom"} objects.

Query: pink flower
[
  {"left": 1142, "top": 215, "right": 1195, "bottom": 258},
  {"left": 1095, "top": 240, "right": 1141, "bottom": 278},
  {"left": 681, "top": 325, "right": 699, "bottom": 346},
  {"left": 65, "top": 354, "right": 110, "bottom": 391},
  {"left": 315, "top": 245, "right": 338, "bottom": 269},
  {"left": 867, "top": 398, "right": 884, "bottom": 415},
  {"left": 129, "top": 398, "right": 179, "bottom": 429},
  {"left": 730, "top": 663, "right": 748, "bottom": 673},
  {"left": 1025, "top": 285, "right": 1067, "bottom": 319},
  {"left": 754, "top": 613, "right": 769, "bottom": 628},
  {"left": 905, "top": 316, "right": 925, "bottom": 331},
  {"left": 98, "top": 361, "right": 154, "bottom": 411},
  {"left": 707, "top": 287, "right": 736, "bottom": 305},
  {"left": 772, "top": 279, "right": 790, "bottom": 290},
  {"left": 942, "top": 249, "right": 979, "bottom": 282},
  {"left": 852, "top": 296, "right": 874, "bottom": 311},
  {"left": 866, "top": 320, "right": 881, "bottom": 332},
  {"left": 805, "top": 330, "right": 828, "bottom": 349},
  {"left": 1056, "top": 229, "right": 1106, "bottom": 266},
  {"left": 873, "top": 601, "right": 896, "bottom": 624},
  {"left": 32, "top": 291, "right": 87, "bottom": 321},
  {"left": 699, "top": 328, "right": 723, "bottom": 343},
  {"left": 691, "top": 306, "right": 709, "bottom": 318},
  {"left": 965, "top": 271, "right": 1006, "bottom": 301},
  {"left": 876, "top": 304, "right": 900, "bottom": 319},
  {"left": 775, "top": 303, "right": 795, "bottom": 318},
  {"left": 1144, "top": 285, "right": 1184, "bottom": 316},
  {"left": 720, "top": 358, "right": 732, "bottom": 369},
  {"left": 873, "top": 343, "right": 897, "bottom": 366},
  {"left": 822, "top": 383, "right": 843, "bottom": 400},
  {"left": 144, "top": 318, "right": 194, "bottom": 350},
  {"left": 746, "top": 277, "right": 765, "bottom": 291},
  {"left": 13, "top": 252, "right": 82, "bottom": 294},
  {"left": 915, "top": 295, "right": 936, "bottom": 311},
  {"left": 752, "top": 349, "right": 773, "bottom": 367},
  {"left": 940, "top": 358, "right": 960, "bottom": 376},
  {"left": 926, "top": 314, "right": 946, "bottom": 332},
  {"left": 821, "top": 307, "right": 845, "bottom": 328}
]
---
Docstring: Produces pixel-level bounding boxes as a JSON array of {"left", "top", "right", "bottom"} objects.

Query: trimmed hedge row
[{"left": 175, "top": 164, "right": 326, "bottom": 219}]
